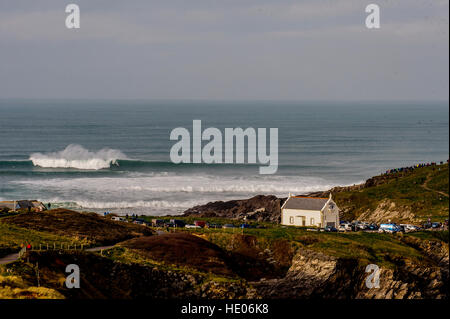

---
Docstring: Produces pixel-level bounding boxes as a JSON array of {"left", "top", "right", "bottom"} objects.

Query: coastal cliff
[
  {"left": 182, "top": 163, "right": 449, "bottom": 224},
  {"left": 6, "top": 232, "right": 447, "bottom": 299}
]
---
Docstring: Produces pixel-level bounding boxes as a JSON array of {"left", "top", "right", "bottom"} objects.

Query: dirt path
[
  {"left": 0, "top": 253, "right": 19, "bottom": 265},
  {"left": 422, "top": 172, "right": 449, "bottom": 198},
  {"left": 0, "top": 245, "right": 116, "bottom": 265},
  {"left": 1, "top": 232, "right": 162, "bottom": 265},
  {"left": 85, "top": 245, "right": 115, "bottom": 252}
]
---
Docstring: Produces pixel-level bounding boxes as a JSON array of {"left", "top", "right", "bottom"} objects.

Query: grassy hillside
[
  {"left": 0, "top": 275, "right": 64, "bottom": 299},
  {"left": 1, "top": 208, "right": 154, "bottom": 246},
  {"left": 175, "top": 226, "right": 447, "bottom": 270},
  {"left": 333, "top": 164, "right": 449, "bottom": 223},
  {"left": 0, "top": 223, "right": 90, "bottom": 258}
]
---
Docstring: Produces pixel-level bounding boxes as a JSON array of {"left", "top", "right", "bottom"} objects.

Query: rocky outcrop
[
  {"left": 252, "top": 246, "right": 448, "bottom": 299},
  {"left": 357, "top": 199, "right": 418, "bottom": 224},
  {"left": 182, "top": 195, "right": 285, "bottom": 223},
  {"left": 356, "top": 262, "right": 447, "bottom": 299},
  {"left": 21, "top": 251, "right": 256, "bottom": 299},
  {"left": 13, "top": 236, "right": 449, "bottom": 299},
  {"left": 252, "top": 248, "right": 360, "bottom": 298}
]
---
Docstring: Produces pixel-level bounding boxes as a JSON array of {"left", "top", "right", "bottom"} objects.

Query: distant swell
[{"left": 29, "top": 144, "right": 127, "bottom": 170}]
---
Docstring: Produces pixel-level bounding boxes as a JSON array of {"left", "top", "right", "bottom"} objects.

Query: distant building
[
  {"left": 0, "top": 200, "right": 46, "bottom": 212},
  {"left": 281, "top": 194, "right": 339, "bottom": 228},
  {"left": 151, "top": 219, "right": 165, "bottom": 227}
]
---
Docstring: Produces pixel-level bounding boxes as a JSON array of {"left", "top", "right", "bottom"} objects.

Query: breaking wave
[{"left": 29, "top": 144, "right": 127, "bottom": 170}]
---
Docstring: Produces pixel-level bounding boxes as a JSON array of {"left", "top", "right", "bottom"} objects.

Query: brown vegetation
[
  {"left": 2, "top": 209, "right": 154, "bottom": 245},
  {"left": 120, "top": 232, "right": 234, "bottom": 277}
]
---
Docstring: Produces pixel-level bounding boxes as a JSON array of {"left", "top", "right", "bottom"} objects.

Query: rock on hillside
[
  {"left": 182, "top": 164, "right": 449, "bottom": 224},
  {"left": 182, "top": 195, "right": 285, "bottom": 223},
  {"left": 19, "top": 250, "right": 256, "bottom": 299},
  {"left": 252, "top": 245, "right": 448, "bottom": 299}
]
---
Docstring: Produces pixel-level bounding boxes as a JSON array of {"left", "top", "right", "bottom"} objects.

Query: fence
[
  {"left": 17, "top": 243, "right": 88, "bottom": 260},
  {"left": 18, "top": 246, "right": 27, "bottom": 258}
]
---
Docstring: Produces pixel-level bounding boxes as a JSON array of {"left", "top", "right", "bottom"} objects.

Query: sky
[{"left": 0, "top": 0, "right": 448, "bottom": 101}]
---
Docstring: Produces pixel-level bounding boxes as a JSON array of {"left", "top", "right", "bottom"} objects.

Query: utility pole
[{"left": 36, "top": 262, "right": 40, "bottom": 287}]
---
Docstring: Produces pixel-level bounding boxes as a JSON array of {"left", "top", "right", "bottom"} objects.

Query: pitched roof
[{"left": 282, "top": 196, "right": 329, "bottom": 211}]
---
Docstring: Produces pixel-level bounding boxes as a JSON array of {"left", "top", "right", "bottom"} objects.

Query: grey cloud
[{"left": 0, "top": 0, "right": 448, "bottom": 101}]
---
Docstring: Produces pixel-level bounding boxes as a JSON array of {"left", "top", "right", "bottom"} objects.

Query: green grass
[
  {"left": 427, "top": 165, "right": 449, "bottom": 194},
  {"left": 0, "top": 222, "right": 91, "bottom": 256},
  {"left": 334, "top": 164, "right": 449, "bottom": 222},
  {"left": 102, "top": 246, "right": 242, "bottom": 283},
  {"left": 170, "top": 225, "right": 444, "bottom": 268},
  {"left": 406, "top": 230, "right": 449, "bottom": 243},
  {"left": 0, "top": 274, "right": 64, "bottom": 299}
]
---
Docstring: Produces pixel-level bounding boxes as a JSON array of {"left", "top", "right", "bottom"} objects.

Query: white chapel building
[{"left": 281, "top": 194, "right": 340, "bottom": 228}]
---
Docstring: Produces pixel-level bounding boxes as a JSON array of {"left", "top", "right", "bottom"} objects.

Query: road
[
  {"left": 0, "top": 253, "right": 19, "bottom": 265},
  {"left": 0, "top": 245, "right": 116, "bottom": 265},
  {"left": 0, "top": 230, "right": 165, "bottom": 265}
]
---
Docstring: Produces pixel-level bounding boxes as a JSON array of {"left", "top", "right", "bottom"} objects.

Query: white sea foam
[
  {"left": 13, "top": 173, "right": 348, "bottom": 214},
  {"left": 15, "top": 174, "right": 338, "bottom": 195},
  {"left": 31, "top": 198, "right": 203, "bottom": 215},
  {"left": 29, "top": 144, "right": 127, "bottom": 170}
]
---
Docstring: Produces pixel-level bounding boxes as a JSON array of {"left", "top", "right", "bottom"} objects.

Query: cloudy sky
[{"left": 0, "top": 0, "right": 448, "bottom": 101}]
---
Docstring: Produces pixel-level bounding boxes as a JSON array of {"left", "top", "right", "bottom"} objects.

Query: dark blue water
[{"left": 0, "top": 99, "right": 448, "bottom": 215}]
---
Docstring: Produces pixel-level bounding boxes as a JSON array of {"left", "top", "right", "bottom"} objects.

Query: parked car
[
  {"left": 367, "top": 223, "right": 378, "bottom": 231},
  {"left": 324, "top": 225, "right": 338, "bottom": 232},
  {"left": 338, "top": 224, "right": 347, "bottom": 232},
  {"left": 350, "top": 222, "right": 361, "bottom": 232},
  {"left": 206, "top": 223, "right": 222, "bottom": 228},
  {"left": 431, "top": 222, "right": 442, "bottom": 229},
  {"left": 151, "top": 219, "right": 165, "bottom": 227},
  {"left": 400, "top": 224, "right": 420, "bottom": 232},
  {"left": 340, "top": 221, "right": 352, "bottom": 231},
  {"left": 354, "top": 221, "right": 368, "bottom": 230},
  {"left": 378, "top": 223, "right": 402, "bottom": 233},
  {"left": 194, "top": 220, "right": 206, "bottom": 228},
  {"left": 423, "top": 222, "right": 432, "bottom": 229},
  {"left": 185, "top": 224, "right": 201, "bottom": 229},
  {"left": 170, "top": 219, "right": 186, "bottom": 227}
]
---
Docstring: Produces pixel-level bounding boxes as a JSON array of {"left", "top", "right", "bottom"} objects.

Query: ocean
[{"left": 0, "top": 99, "right": 448, "bottom": 215}]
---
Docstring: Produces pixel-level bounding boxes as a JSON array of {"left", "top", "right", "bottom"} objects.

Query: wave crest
[{"left": 29, "top": 144, "right": 127, "bottom": 170}]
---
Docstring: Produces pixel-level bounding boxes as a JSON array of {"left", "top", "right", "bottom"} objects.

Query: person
[
  {"left": 26, "top": 243, "right": 31, "bottom": 250},
  {"left": 48, "top": 203, "right": 51, "bottom": 210}
]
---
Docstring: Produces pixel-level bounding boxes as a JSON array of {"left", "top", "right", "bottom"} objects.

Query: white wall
[
  {"left": 322, "top": 200, "right": 340, "bottom": 227},
  {"left": 281, "top": 209, "right": 322, "bottom": 227}
]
